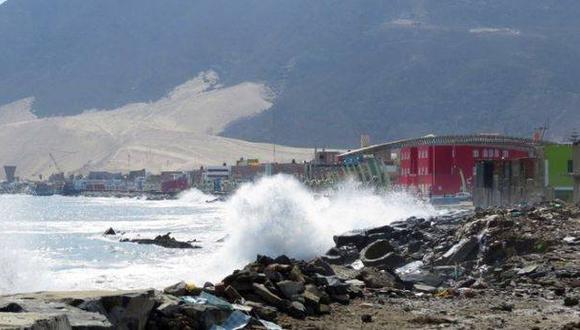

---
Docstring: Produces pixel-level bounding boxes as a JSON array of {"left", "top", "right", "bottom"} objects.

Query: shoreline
[{"left": 1, "top": 201, "right": 579, "bottom": 329}]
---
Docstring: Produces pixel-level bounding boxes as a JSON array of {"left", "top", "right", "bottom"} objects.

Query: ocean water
[{"left": 0, "top": 175, "right": 436, "bottom": 294}]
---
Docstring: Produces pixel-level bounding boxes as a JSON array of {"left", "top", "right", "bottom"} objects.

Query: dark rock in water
[
  {"left": 121, "top": 233, "right": 200, "bottom": 249},
  {"left": 0, "top": 302, "right": 25, "bottom": 313},
  {"left": 361, "top": 239, "right": 403, "bottom": 269},
  {"left": 103, "top": 227, "right": 116, "bottom": 235}
]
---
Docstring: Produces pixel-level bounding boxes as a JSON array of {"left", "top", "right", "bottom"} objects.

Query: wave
[{"left": 216, "top": 174, "right": 435, "bottom": 271}]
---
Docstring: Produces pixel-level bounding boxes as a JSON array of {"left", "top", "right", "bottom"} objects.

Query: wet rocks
[
  {"left": 103, "top": 227, "right": 116, "bottom": 235},
  {"left": 121, "top": 233, "right": 200, "bottom": 249}
]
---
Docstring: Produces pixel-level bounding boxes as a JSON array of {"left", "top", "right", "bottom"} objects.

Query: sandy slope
[{"left": 0, "top": 72, "right": 313, "bottom": 179}]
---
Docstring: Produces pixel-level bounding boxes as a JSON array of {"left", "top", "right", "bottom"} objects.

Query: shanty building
[{"left": 339, "top": 135, "right": 541, "bottom": 196}]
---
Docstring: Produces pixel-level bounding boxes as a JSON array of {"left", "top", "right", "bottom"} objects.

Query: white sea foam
[
  {"left": 0, "top": 178, "right": 437, "bottom": 293},
  {"left": 216, "top": 175, "right": 435, "bottom": 271}
]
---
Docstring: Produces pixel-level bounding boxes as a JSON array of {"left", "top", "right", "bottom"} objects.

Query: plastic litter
[
  {"left": 182, "top": 292, "right": 233, "bottom": 311},
  {"left": 209, "top": 310, "right": 250, "bottom": 330}
]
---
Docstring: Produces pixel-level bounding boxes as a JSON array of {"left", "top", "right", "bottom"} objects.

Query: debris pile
[{"left": 325, "top": 201, "right": 580, "bottom": 302}]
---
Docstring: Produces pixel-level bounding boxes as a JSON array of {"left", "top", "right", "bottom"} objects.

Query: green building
[{"left": 544, "top": 144, "right": 574, "bottom": 200}]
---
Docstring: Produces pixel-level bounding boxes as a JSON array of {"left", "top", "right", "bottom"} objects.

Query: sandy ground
[
  {"left": 278, "top": 292, "right": 580, "bottom": 330},
  {"left": 0, "top": 71, "right": 314, "bottom": 179}
]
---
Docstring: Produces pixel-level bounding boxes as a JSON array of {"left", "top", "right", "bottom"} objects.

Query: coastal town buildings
[{"left": 339, "top": 135, "right": 541, "bottom": 197}]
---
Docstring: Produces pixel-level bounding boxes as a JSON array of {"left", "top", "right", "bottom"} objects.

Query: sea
[{"left": 0, "top": 175, "right": 438, "bottom": 294}]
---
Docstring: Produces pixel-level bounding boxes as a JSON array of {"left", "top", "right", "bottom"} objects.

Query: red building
[{"left": 399, "top": 145, "right": 529, "bottom": 196}]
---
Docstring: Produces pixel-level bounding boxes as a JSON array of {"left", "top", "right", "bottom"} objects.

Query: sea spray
[
  {"left": 216, "top": 175, "right": 435, "bottom": 272},
  {"left": 0, "top": 195, "right": 52, "bottom": 294}
]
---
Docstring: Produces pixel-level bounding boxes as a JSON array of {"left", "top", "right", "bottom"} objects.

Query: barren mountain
[
  {"left": 0, "top": 72, "right": 312, "bottom": 179},
  {"left": 1, "top": 0, "right": 580, "bottom": 147}
]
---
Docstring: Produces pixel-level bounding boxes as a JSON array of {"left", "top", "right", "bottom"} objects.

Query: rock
[
  {"left": 0, "top": 302, "right": 24, "bottom": 313},
  {"left": 0, "top": 292, "right": 115, "bottom": 329},
  {"left": 357, "top": 268, "right": 404, "bottom": 289},
  {"left": 333, "top": 230, "right": 369, "bottom": 249},
  {"left": 0, "top": 313, "right": 72, "bottom": 329},
  {"left": 286, "top": 301, "right": 307, "bottom": 319},
  {"left": 305, "top": 257, "right": 335, "bottom": 276},
  {"left": 288, "top": 266, "right": 306, "bottom": 283},
  {"left": 367, "top": 225, "right": 395, "bottom": 236},
  {"left": 178, "top": 303, "right": 231, "bottom": 329},
  {"left": 361, "top": 314, "right": 373, "bottom": 323},
  {"left": 225, "top": 285, "right": 244, "bottom": 302},
  {"left": 564, "top": 296, "right": 579, "bottom": 307},
  {"left": 491, "top": 302, "right": 514, "bottom": 312},
  {"left": 360, "top": 239, "right": 399, "bottom": 268},
  {"left": 103, "top": 227, "right": 116, "bottom": 235},
  {"left": 252, "top": 283, "right": 283, "bottom": 306},
  {"left": 437, "top": 236, "right": 479, "bottom": 265},
  {"left": 302, "top": 291, "right": 321, "bottom": 315},
  {"left": 244, "top": 301, "right": 278, "bottom": 321},
  {"left": 413, "top": 284, "right": 437, "bottom": 293},
  {"left": 277, "top": 281, "right": 305, "bottom": 300},
  {"left": 318, "top": 304, "right": 331, "bottom": 315},
  {"left": 79, "top": 290, "right": 157, "bottom": 330},
  {"left": 518, "top": 264, "right": 539, "bottom": 276},
  {"left": 121, "top": 233, "right": 200, "bottom": 249},
  {"left": 257, "top": 255, "right": 275, "bottom": 265},
  {"left": 274, "top": 255, "right": 292, "bottom": 265},
  {"left": 330, "top": 293, "right": 350, "bottom": 304},
  {"left": 471, "top": 278, "right": 488, "bottom": 289}
]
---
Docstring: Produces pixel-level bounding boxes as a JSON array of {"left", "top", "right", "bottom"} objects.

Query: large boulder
[
  {"left": 276, "top": 281, "right": 305, "bottom": 300},
  {"left": 0, "top": 313, "right": 72, "bottom": 330}
]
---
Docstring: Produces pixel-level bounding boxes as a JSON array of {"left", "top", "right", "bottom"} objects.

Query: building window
[
  {"left": 502, "top": 150, "right": 509, "bottom": 158},
  {"left": 473, "top": 150, "right": 479, "bottom": 158},
  {"left": 568, "top": 160, "right": 574, "bottom": 174}
]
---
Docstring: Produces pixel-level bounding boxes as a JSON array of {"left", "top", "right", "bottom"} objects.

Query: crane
[{"left": 49, "top": 153, "right": 63, "bottom": 174}]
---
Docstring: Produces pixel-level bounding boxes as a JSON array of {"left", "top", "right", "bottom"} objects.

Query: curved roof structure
[{"left": 339, "top": 134, "right": 549, "bottom": 158}]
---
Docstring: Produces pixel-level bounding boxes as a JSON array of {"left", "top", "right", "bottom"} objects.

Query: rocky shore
[{"left": 1, "top": 201, "right": 579, "bottom": 329}]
